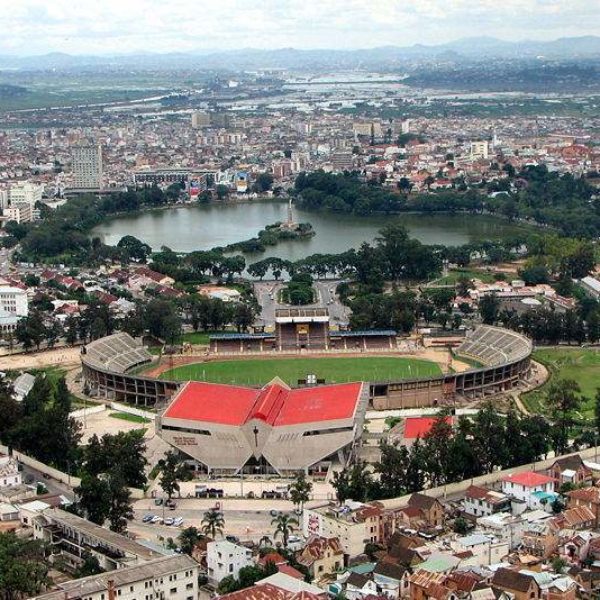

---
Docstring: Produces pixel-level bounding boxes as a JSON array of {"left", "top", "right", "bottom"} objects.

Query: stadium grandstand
[
  {"left": 81, "top": 326, "right": 533, "bottom": 411},
  {"left": 157, "top": 378, "right": 369, "bottom": 475},
  {"left": 81, "top": 333, "right": 179, "bottom": 406},
  {"left": 456, "top": 326, "right": 532, "bottom": 366}
]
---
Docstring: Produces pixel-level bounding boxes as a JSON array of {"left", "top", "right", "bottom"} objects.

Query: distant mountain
[{"left": 1, "top": 36, "right": 599, "bottom": 71}]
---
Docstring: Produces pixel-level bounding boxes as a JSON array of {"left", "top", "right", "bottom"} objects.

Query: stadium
[{"left": 80, "top": 325, "right": 533, "bottom": 473}]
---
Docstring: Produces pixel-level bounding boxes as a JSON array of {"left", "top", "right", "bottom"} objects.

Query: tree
[
  {"left": 75, "top": 553, "right": 104, "bottom": 578},
  {"left": 117, "top": 235, "right": 151, "bottom": 263},
  {"left": 479, "top": 294, "right": 500, "bottom": 325},
  {"left": 0, "top": 532, "right": 49, "bottom": 600},
  {"left": 157, "top": 451, "right": 187, "bottom": 501},
  {"left": 271, "top": 513, "right": 299, "bottom": 548},
  {"left": 201, "top": 508, "right": 225, "bottom": 539},
  {"left": 75, "top": 472, "right": 111, "bottom": 525},
  {"left": 594, "top": 388, "right": 600, "bottom": 438},
  {"left": 288, "top": 472, "right": 312, "bottom": 512},
  {"left": 178, "top": 526, "right": 204, "bottom": 555},
  {"left": 375, "top": 441, "right": 411, "bottom": 498},
  {"left": 107, "top": 471, "right": 134, "bottom": 533},
  {"left": 83, "top": 430, "right": 148, "bottom": 489},
  {"left": 453, "top": 517, "right": 469, "bottom": 535},
  {"left": 547, "top": 379, "right": 581, "bottom": 455},
  {"left": 332, "top": 462, "right": 373, "bottom": 503}
]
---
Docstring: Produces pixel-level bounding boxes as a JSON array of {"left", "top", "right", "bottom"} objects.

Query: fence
[{"left": 379, "top": 445, "right": 600, "bottom": 510}]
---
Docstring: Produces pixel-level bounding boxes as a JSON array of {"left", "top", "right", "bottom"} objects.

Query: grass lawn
[
  {"left": 108, "top": 412, "right": 151, "bottom": 424},
  {"left": 522, "top": 348, "right": 600, "bottom": 420},
  {"left": 160, "top": 356, "right": 442, "bottom": 386},
  {"left": 434, "top": 269, "right": 502, "bottom": 286},
  {"left": 180, "top": 331, "right": 229, "bottom": 346}
]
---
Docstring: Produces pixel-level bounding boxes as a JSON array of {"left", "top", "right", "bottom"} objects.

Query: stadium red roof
[
  {"left": 403, "top": 416, "right": 453, "bottom": 439},
  {"left": 163, "top": 381, "right": 363, "bottom": 427}
]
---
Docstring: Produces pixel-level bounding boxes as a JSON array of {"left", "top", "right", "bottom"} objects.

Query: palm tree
[
  {"left": 201, "top": 508, "right": 225, "bottom": 539},
  {"left": 271, "top": 513, "right": 299, "bottom": 548},
  {"left": 258, "top": 535, "right": 273, "bottom": 548}
]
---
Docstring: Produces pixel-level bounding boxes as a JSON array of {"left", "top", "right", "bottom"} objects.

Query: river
[{"left": 92, "top": 200, "right": 526, "bottom": 261}]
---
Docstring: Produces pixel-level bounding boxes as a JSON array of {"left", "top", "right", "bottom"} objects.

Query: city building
[
  {"left": 4, "top": 203, "right": 33, "bottom": 223},
  {"left": 470, "top": 140, "right": 490, "bottom": 160},
  {"left": 463, "top": 486, "right": 511, "bottom": 518},
  {"left": 8, "top": 182, "right": 44, "bottom": 206},
  {"left": 32, "top": 554, "right": 199, "bottom": 600},
  {"left": 0, "top": 285, "right": 28, "bottom": 317},
  {"left": 0, "top": 455, "right": 21, "bottom": 487},
  {"left": 33, "top": 508, "right": 165, "bottom": 571},
  {"left": 157, "top": 379, "right": 368, "bottom": 476},
  {"left": 501, "top": 472, "right": 555, "bottom": 509},
  {"left": 207, "top": 539, "right": 254, "bottom": 584},
  {"left": 303, "top": 501, "right": 383, "bottom": 558},
  {"left": 72, "top": 141, "right": 103, "bottom": 189},
  {"left": 191, "top": 111, "right": 211, "bottom": 129}
]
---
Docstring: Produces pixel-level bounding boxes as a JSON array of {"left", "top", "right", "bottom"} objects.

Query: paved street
[{"left": 253, "top": 279, "right": 349, "bottom": 327}]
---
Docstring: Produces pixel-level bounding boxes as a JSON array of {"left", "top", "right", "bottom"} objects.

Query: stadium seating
[
  {"left": 83, "top": 333, "right": 152, "bottom": 373},
  {"left": 456, "top": 326, "right": 531, "bottom": 366}
]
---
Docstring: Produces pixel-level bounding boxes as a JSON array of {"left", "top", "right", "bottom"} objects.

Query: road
[{"left": 253, "top": 279, "right": 349, "bottom": 327}]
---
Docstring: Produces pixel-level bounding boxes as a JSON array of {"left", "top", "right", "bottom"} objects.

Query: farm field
[
  {"left": 159, "top": 356, "right": 442, "bottom": 386},
  {"left": 523, "top": 348, "right": 600, "bottom": 420}
]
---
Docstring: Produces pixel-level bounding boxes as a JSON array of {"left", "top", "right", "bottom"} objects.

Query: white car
[
  {"left": 173, "top": 517, "right": 184, "bottom": 527},
  {"left": 151, "top": 515, "right": 162, "bottom": 524}
]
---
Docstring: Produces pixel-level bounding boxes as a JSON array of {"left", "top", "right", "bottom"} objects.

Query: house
[
  {"left": 451, "top": 534, "right": 509, "bottom": 566},
  {"left": 372, "top": 561, "right": 410, "bottom": 599},
  {"left": 345, "top": 572, "right": 379, "bottom": 600},
  {"left": 207, "top": 539, "right": 253, "bottom": 584},
  {"left": 256, "top": 572, "right": 327, "bottom": 598},
  {"left": 548, "top": 455, "right": 590, "bottom": 487},
  {"left": 408, "top": 570, "right": 457, "bottom": 600},
  {"left": 501, "top": 472, "right": 555, "bottom": 509},
  {"left": 567, "top": 486, "right": 600, "bottom": 528},
  {"left": 551, "top": 506, "right": 596, "bottom": 531},
  {"left": 406, "top": 494, "right": 444, "bottom": 528},
  {"left": 259, "top": 552, "right": 304, "bottom": 580},
  {"left": 490, "top": 568, "right": 541, "bottom": 600},
  {"left": 0, "top": 455, "right": 21, "bottom": 488},
  {"left": 463, "top": 486, "right": 511, "bottom": 518},
  {"left": 297, "top": 536, "right": 344, "bottom": 579}
]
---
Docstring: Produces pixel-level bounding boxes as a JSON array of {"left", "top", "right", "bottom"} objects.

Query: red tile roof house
[{"left": 501, "top": 472, "right": 556, "bottom": 510}]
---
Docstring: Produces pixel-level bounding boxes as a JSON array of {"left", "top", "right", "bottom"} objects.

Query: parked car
[
  {"left": 226, "top": 535, "right": 239, "bottom": 544},
  {"left": 151, "top": 515, "right": 162, "bottom": 524},
  {"left": 154, "top": 498, "right": 163, "bottom": 506},
  {"left": 164, "top": 517, "right": 174, "bottom": 526},
  {"left": 165, "top": 500, "right": 176, "bottom": 510},
  {"left": 142, "top": 514, "right": 153, "bottom": 523},
  {"left": 173, "top": 517, "right": 184, "bottom": 527}
]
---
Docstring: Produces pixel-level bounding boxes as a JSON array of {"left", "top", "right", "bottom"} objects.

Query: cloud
[{"left": 0, "top": 0, "right": 597, "bottom": 55}]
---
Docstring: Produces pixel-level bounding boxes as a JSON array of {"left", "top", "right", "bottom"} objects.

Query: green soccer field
[{"left": 159, "top": 356, "right": 442, "bottom": 386}]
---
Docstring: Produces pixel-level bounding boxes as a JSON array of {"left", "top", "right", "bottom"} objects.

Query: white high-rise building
[
  {"left": 471, "top": 140, "right": 490, "bottom": 160},
  {"left": 72, "top": 141, "right": 103, "bottom": 189},
  {"left": 8, "top": 182, "right": 44, "bottom": 206},
  {"left": 0, "top": 189, "right": 8, "bottom": 210},
  {"left": 0, "top": 286, "right": 28, "bottom": 317}
]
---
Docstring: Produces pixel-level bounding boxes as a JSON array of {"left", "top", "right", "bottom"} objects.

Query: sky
[{"left": 0, "top": 0, "right": 598, "bottom": 56}]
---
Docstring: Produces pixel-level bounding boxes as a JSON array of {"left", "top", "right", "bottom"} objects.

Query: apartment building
[
  {"left": 207, "top": 539, "right": 253, "bottom": 584},
  {"left": 72, "top": 141, "right": 103, "bottom": 189},
  {"left": 32, "top": 554, "right": 198, "bottom": 600}
]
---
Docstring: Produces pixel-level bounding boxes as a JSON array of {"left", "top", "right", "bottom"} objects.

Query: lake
[{"left": 92, "top": 201, "right": 526, "bottom": 261}]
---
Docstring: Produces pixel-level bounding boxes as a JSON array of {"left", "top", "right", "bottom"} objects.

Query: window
[
  {"left": 186, "top": 583, "right": 194, "bottom": 590},
  {"left": 170, "top": 588, "right": 177, "bottom": 595},
  {"left": 229, "top": 564, "right": 234, "bottom": 572}
]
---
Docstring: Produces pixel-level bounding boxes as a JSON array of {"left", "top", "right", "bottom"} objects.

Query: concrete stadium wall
[
  {"left": 70, "top": 405, "right": 106, "bottom": 419},
  {"left": 0, "top": 442, "right": 146, "bottom": 498},
  {"left": 109, "top": 401, "right": 156, "bottom": 420}
]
